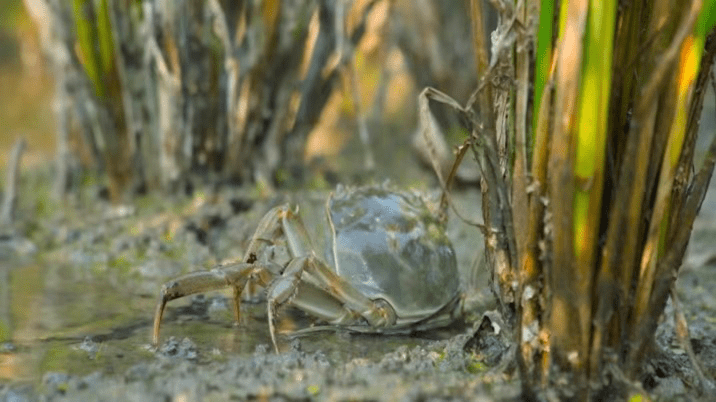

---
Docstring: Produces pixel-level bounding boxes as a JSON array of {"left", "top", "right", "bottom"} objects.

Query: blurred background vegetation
[
  {"left": 0, "top": 0, "right": 55, "bottom": 168},
  {"left": 1, "top": 0, "right": 489, "bottom": 201}
]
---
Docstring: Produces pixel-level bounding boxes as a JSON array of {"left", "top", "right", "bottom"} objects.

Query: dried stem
[{"left": 1, "top": 139, "right": 27, "bottom": 227}]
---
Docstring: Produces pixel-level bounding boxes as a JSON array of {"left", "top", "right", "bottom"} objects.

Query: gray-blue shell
[{"left": 327, "top": 187, "right": 459, "bottom": 320}]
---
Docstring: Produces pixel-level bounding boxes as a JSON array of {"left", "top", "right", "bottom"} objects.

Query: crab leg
[
  {"left": 242, "top": 204, "right": 312, "bottom": 262},
  {"left": 265, "top": 207, "right": 392, "bottom": 326},
  {"left": 265, "top": 256, "right": 358, "bottom": 351},
  {"left": 266, "top": 253, "right": 397, "bottom": 351},
  {"left": 237, "top": 205, "right": 310, "bottom": 299},
  {"left": 152, "top": 261, "right": 278, "bottom": 345}
]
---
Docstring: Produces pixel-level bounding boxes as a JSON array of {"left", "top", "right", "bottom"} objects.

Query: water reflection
[
  {"left": 0, "top": 260, "right": 442, "bottom": 386},
  {"left": 1, "top": 262, "right": 160, "bottom": 383}
]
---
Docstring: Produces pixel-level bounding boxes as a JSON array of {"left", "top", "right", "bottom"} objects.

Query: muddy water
[
  {"left": 0, "top": 185, "right": 491, "bottom": 396},
  {"left": 0, "top": 262, "right": 435, "bottom": 383}
]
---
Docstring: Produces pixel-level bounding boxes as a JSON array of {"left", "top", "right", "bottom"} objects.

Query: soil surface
[{"left": 0, "top": 167, "right": 715, "bottom": 401}]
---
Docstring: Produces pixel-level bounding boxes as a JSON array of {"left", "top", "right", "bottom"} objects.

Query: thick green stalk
[
  {"left": 571, "top": 2, "right": 618, "bottom": 372},
  {"left": 573, "top": 0, "right": 616, "bottom": 259},
  {"left": 532, "top": 0, "right": 554, "bottom": 139},
  {"left": 73, "top": 0, "right": 103, "bottom": 97},
  {"left": 96, "top": 0, "right": 115, "bottom": 80}
]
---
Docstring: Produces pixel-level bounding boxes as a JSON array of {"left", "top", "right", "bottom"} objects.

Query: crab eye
[{"left": 247, "top": 253, "right": 258, "bottom": 264}]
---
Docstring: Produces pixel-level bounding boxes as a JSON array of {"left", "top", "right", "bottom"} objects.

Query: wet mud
[{"left": 1, "top": 177, "right": 715, "bottom": 401}]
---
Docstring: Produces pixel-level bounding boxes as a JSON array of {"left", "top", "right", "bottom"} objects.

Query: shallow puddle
[
  {"left": 1, "top": 262, "right": 155, "bottom": 383},
  {"left": 0, "top": 187, "right": 488, "bottom": 390},
  {"left": 1, "top": 258, "right": 458, "bottom": 385}
]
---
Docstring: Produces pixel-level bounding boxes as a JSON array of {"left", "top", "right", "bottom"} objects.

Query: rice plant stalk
[{"left": 461, "top": 0, "right": 716, "bottom": 398}]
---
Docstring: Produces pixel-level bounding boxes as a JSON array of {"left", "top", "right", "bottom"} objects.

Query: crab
[{"left": 152, "top": 185, "right": 467, "bottom": 351}]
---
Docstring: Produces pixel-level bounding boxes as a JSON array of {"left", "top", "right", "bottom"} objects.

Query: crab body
[
  {"left": 153, "top": 186, "right": 464, "bottom": 351},
  {"left": 327, "top": 188, "right": 459, "bottom": 322}
]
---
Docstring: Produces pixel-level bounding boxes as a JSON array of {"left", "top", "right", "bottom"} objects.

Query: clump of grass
[{"left": 423, "top": 0, "right": 716, "bottom": 398}]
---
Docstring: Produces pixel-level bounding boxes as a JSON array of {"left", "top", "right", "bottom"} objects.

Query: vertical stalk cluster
[
  {"left": 464, "top": 0, "right": 716, "bottom": 397},
  {"left": 28, "top": 0, "right": 383, "bottom": 199}
]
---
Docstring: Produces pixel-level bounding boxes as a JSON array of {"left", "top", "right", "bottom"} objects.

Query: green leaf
[{"left": 697, "top": 0, "right": 716, "bottom": 38}]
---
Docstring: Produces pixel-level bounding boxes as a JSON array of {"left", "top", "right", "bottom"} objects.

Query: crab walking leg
[
  {"left": 265, "top": 256, "right": 364, "bottom": 351},
  {"left": 266, "top": 253, "right": 398, "bottom": 351},
  {"left": 152, "top": 262, "right": 277, "bottom": 345},
  {"left": 266, "top": 257, "right": 305, "bottom": 351},
  {"left": 242, "top": 205, "right": 312, "bottom": 261},
  {"left": 237, "top": 205, "right": 310, "bottom": 300},
  {"left": 299, "top": 255, "right": 398, "bottom": 327},
  {"left": 290, "top": 283, "right": 363, "bottom": 323},
  {"left": 303, "top": 254, "right": 398, "bottom": 326}
]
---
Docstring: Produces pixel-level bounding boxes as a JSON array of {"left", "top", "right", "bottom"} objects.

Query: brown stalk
[
  {"left": 590, "top": 0, "right": 674, "bottom": 373},
  {"left": 589, "top": 5, "right": 646, "bottom": 363},
  {"left": 470, "top": 0, "right": 493, "bottom": 125},
  {"left": 669, "top": 32, "right": 716, "bottom": 247},
  {"left": 147, "top": 30, "right": 184, "bottom": 190},
  {"left": 628, "top": 73, "right": 716, "bottom": 372},
  {"left": 339, "top": 0, "right": 375, "bottom": 172},
  {"left": 591, "top": 93, "right": 658, "bottom": 376},
  {"left": 519, "top": 52, "right": 556, "bottom": 388},
  {"left": 441, "top": 140, "right": 486, "bottom": 229},
  {"left": 547, "top": 0, "right": 587, "bottom": 374},
  {"left": 670, "top": 287, "right": 715, "bottom": 393},
  {"left": 607, "top": 0, "right": 645, "bottom": 176},
  {"left": 0, "top": 139, "right": 26, "bottom": 227},
  {"left": 419, "top": 88, "right": 467, "bottom": 191},
  {"left": 511, "top": 0, "right": 532, "bottom": 278},
  {"left": 417, "top": 87, "right": 487, "bottom": 230},
  {"left": 632, "top": 0, "right": 700, "bottom": 332}
]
